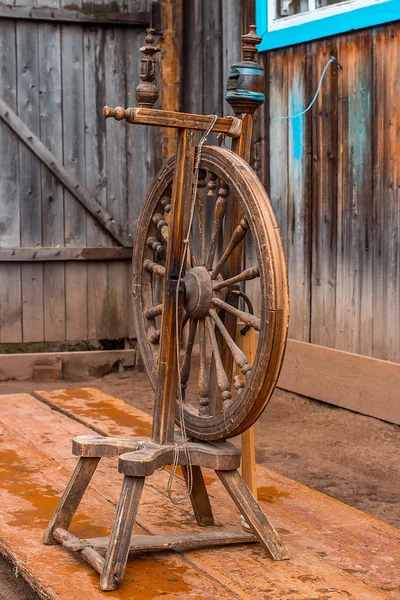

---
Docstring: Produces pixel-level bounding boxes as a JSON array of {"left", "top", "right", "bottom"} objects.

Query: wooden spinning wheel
[
  {"left": 43, "top": 26, "right": 291, "bottom": 592},
  {"left": 133, "top": 146, "right": 288, "bottom": 440}
]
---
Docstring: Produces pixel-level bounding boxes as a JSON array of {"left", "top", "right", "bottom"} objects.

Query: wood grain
[{"left": 278, "top": 339, "right": 400, "bottom": 425}]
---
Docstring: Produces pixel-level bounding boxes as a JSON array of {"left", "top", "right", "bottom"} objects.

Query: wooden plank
[
  {"left": 182, "top": 0, "right": 203, "bottom": 115},
  {"left": 38, "top": 19, "right": 66, "bottom": 343},
  {"left": 0, "top": 412, "right": 228, "bottom": 599},
  {"left": 202, "top": 0, "right": 222, "bottom": 146},
  {"left": 0, "top": 4, "right": 155, "bottom": 25},
  {"left": 61, "top": 14, "right": 88, "bottom": 342},
  {"left": 310, "top": 40, "right": 339, "bottom": 348},
  {"left": 0, "top": 349, "right": 135, "bottom": 381},
  {"left": 158, "top": 0, "right": 183, "bottom": 159},
  {"left": 125, "top": 17, "right": 160, "bottom": 337},
  {"left": 0, "top": 98, "right": 132, "bottom": 247},
  {"left": 372, "top": 25, "right": 400, "bottom": 363},
  {"left": 16, "top": 15, "right": 45, "bottom": 343},
  {"left": 286, "top": 44, "right": 312, "bottom": 342},
  {"left": 84, "top": 24, "right": 110, "bottom": 341},
  {"left": 5, "top": 389, "right": 400, "bottom": 599},
  {"left": 0, "top": 247, "right": 132, "bottom": 261},
  {"left": 335, "top": 31, "right": 373, "bottom": 357},
  {"left": 278, "top": 339, "right": 400, "bottom": 425},
  {"left": 105, "top": 24, "right": 129, "bottom": 341},
  {"left": 222, "top": 0, "right": 240, "bottom": 117},
  {"left": 0, "top": 21, "right": 22, "bottom": 344}
]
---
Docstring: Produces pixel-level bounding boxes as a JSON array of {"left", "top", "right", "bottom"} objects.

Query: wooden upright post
[
  {"left": 236, "top": 323, "right": 258, "bottom": 496},
  {"left": 151, "top": 128, "right": 196, "bottom": 444}
]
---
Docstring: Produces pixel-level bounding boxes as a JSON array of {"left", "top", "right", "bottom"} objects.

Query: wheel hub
[{"left": 183, "top": 267, "right": 213, "bottom": 319}]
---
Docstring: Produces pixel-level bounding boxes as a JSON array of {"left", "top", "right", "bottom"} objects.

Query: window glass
[
  {"left": 317, "top": 0, "right": 345, "bottom": 6},
  {"left": 276, "top": 0, "right": 309, "bottom": 18}
]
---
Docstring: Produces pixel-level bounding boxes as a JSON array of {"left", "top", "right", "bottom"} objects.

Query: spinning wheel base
[{"left": 44, "top": 435, "right": 289, "bottom": 591}]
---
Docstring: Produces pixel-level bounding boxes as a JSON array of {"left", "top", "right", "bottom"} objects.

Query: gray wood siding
[{"left": 0, "top": 0, "right": 161, "bottom": 344}]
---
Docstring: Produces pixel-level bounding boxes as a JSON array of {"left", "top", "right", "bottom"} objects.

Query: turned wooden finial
[
  {"left": 241, "top": 25, "right": 262, "bottom": 62},
  {"left": 136, "top": 28, "right": 161, "bottom": 108},
  {"left": 225, "top": 25, "right": 264, "bottom": 115}
]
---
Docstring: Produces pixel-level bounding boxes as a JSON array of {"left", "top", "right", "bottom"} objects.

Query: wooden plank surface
[
  {"left": 278, "top": 339, "right": 400, "bottom": 425},
  {"left": 11, "top": 386, "right": 397, "bottom": 599}
]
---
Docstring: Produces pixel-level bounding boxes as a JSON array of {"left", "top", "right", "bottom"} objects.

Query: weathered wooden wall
[
  {"left": 257, "top": 24, "right": 399, "bottom": 364},
  {"left": 182, "top": 4, "right": 399, "bottom": 364},
  {"left": 1, "top": 0, "right": 398, "bottom": 366},
  {"left": 0, "top": 0, "right": 163, "bottom": 346}
]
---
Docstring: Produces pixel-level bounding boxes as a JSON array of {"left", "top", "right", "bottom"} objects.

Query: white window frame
[{"left": 269, "top": 0, "right": 388, "bottom": 33}]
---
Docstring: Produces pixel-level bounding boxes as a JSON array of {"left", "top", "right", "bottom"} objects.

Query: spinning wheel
[
  {"left": 133, "top": 146, "right": 288, "bottom": 440},
  {"left": 44, "top": 25, "right": 291, "bottom": 592}
]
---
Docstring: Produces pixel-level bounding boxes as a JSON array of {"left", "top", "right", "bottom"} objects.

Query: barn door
[{"left": 0, "top": 1, "right": 162, "bottom": 346}]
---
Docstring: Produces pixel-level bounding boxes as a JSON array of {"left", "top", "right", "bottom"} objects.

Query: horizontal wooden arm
[{"left": 103, "top": 106, "right": 242, "bottom": 138}]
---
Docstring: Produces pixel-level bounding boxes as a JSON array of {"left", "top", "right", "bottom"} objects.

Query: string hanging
[
  {"left": 273, "top": 56, "right": 336, "bottom": 121},
  {"left": 167, "top": 114, "right": 218, "bottom": 505}
]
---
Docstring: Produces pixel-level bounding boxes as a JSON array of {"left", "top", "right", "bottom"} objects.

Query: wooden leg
[
  {"left": 182, "top": 465, "right": 214, "bottom": 526},
  {"left": 43, "top": 456, "right": 100, "bottom": 545},
  {"left": 241, "top": 427, "right": 256, "bottom": 496},
  {"left": 216, "top": 469, "right": 290, "bottom": 560},
  {"left": 100, "top": 476, "right": 145, "bottom": 592}
]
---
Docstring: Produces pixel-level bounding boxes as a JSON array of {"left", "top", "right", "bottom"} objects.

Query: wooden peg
[
  {"left": 241, "top": 25, "right": 262, "bottom": 62},
  {"left": 136, "top": 27, "right": 161, "bottom": 108}
]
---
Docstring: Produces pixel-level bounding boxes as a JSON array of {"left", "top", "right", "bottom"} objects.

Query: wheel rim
[{"left": 132, "top": 146, "right": 289, "bottom": 441}]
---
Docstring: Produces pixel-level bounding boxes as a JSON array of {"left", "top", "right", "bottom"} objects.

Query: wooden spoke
[
  {"left": 211, "top": 217, "right": 249, "bottom": 279},
  {"left": 234, "top": 375, "right": 245, "bottom": 396},
  {"left": 182, "top": 311, "right": 190, "bottom": 330},
  {"left": 209, "top": 309, "right": 252, "bottom": 377},
  {"left": 147, "top": 236, "right": 164, "bottom": 255},
  {"left": 196, "top": 169, "right": 207, "bottom": 265},
  {"left": 213, "top": 265, "right": 260, "bottom": 291},
  {"left": 180, "top": 318, "right": 198, "bottom": 393},
  {"left": 143, "top": 259, "right": 165, "bottom": 277},
  {"left": 205, "top": 316, "right": 232, "bottom": 405},
  {"left": 152, "top": 213, "right": 169, "bottom": 242},
  {"left": 160, "top": 195, "right": 171, "bottom": 215},
  {"left": 198, "top": 319, "right": 210, "bottom": 415},
  {"left": 144, "top": 304, "right": 162, "bottom": 320},
  {"left": 211, "top": 297, "right": 260, "bottom": 332},
  {"left": 188, "top": 238, "right": 199, "bottom": 268},
  {"left": 206, "top": 180, "right": 229, "bottom": 271},
  {"left": 148, "top": 330, "right": 160, "bottom": 344},
  {"left": 207, "top": 171, "right": 218, "bottom": 196}
]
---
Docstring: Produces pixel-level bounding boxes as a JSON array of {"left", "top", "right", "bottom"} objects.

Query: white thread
[
  {"left": 273, "top": 57, "right": 336, "bottom": 121},
  {"left": 167, "top": 114, "right": 218, "bottom": 505}
]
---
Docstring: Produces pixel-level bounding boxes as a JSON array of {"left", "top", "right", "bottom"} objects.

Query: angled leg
[
  {"left": 43, "top": 457, "right": 100, "bottom": 545},
  {"left": 182, "top": 465, "right": 214, "bottom": 527},
  {"left": 216, "top": 469, "right": 290, "bottom": 560},
  {"left": 100, "top": 476, "right": 145, "bottom": 591}
]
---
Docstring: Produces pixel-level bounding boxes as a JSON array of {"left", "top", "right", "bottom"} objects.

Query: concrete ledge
[{"left": 0, "top": 350, "right": 135, "bottom": 381}]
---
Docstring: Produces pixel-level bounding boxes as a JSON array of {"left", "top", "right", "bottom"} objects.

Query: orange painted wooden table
[{"left": 0, "top": 388, "right": 398, "bottom": 599}]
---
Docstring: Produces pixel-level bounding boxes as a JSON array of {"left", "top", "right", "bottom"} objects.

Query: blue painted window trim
[{"left": 256, "top": 0, "right": 400, "bottom": 51}]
